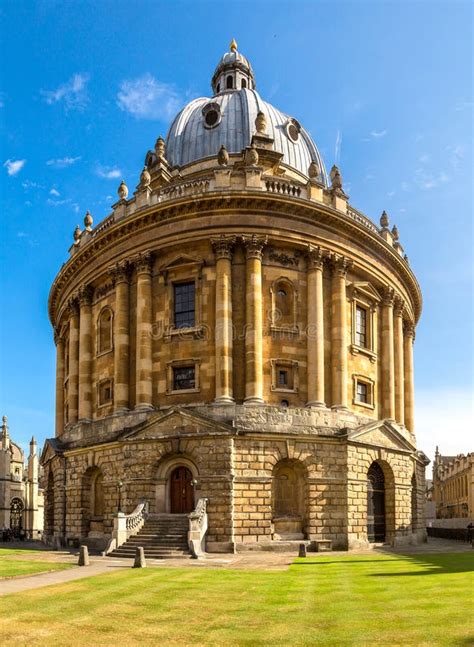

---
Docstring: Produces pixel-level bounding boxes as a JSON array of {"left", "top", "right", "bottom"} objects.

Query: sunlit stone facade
[{"left": 41, "top": 42, "right": 428, "bottom": 552}]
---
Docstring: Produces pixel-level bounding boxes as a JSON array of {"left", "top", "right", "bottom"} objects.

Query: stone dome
[{"left": 165, "top": 42, "right": 328, "bottom": 184}]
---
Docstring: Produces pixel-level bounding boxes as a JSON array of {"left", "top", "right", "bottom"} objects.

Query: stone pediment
[
  {"left": 121, "top": 407, "right": 232, "bottom": 441},
  {"left": 348, "top": 419, "right": 416, "bottom": 453},
  {"left": 347, "top": 281, "right": 382, "bottom": 305},
  {"left": 40, "top": 438, "right": 63, "bottom": 464}
]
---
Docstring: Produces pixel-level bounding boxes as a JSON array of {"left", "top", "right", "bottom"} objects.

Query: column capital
[
  {"left": 108, "top": 259, "right": 131, "bottom": 284},
  {"left": 381, "top": 286, "right": 395, "bottom": 307},
  {"left": 403, "top": 320, "right": 416, "bottom": 340},
  {"left": 78, "top": 284, "right": 94, "bottom": 307},
  {"left": 394, "top": 295, "right": 405, "bottom": 317},
  {"left": 133, "top": 250, "right": 154, "bottom": 274},
  {"left": 242, "top": 234, "right": 268, "bottom": 260},
  {"left": 331, "top": 254, "right": 353, "bottom": 278},
  {"left": 53, "top": 327, "right": 63, "bottom": 346},
  {"left": 211, "top": 235, "right": 237, "bottom": 260},
  {"left": 66, "top": 295, "right": 80, "bottom": 316},
  {"left": 306, "top": 245, "right": 328, "bottom": 271}
]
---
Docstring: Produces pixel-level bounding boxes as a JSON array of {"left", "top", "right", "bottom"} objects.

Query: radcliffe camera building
[{"left": 41, "top": 41, "right": 429, "bottom": 555}]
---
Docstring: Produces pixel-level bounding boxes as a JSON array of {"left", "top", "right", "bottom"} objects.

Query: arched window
[
  {"left": 98, "top": 308, "right": 113, "bottom": 354},
  {"left": 411, "top": 473, "right": 418, "bottom": 532},
  {"left": 226, "top": 75, "right": 233, "bottom": 89},
  {"left": 272, "top": 460, "right": 306, "bottom": 540},
  {"left": 367, "top": 462, "right": 386, "bottom": 542},
  {"left": 272, "top": 278, "right": 296, "bottom": 328},
  {"left": 46, "top": 471, "right": 55, "bottom": 536},
  {"left": 10, "top": 497, "right": 24, "bottom": 537},
  {"left": 216, "top": 83, "right": 220, "bottom": 93},
  {"left": 241, "top": 78, "right": 247, "bottom": 89},
  {"left": 91, "top": 471, "right": 104, "bottom": 517}
]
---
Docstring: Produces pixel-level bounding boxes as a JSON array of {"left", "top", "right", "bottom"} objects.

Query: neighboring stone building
[
  {"left": 41, "top": 41, "right": 429, "bottom": 553},
  {"left": 0, "top": 416, "right": 43, "bottom": 538},
  {"left": 432, "top": 448, "right": 473, "bottom": 520}
]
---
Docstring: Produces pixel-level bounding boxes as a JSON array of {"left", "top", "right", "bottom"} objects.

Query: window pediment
[{"left": 347, "top": 281, "right": 382, "bottom": 307}]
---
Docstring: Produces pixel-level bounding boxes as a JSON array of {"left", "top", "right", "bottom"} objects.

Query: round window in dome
[
  {"left": 202, "top": 102, "right": 221, "bottom": 129},
  {"left": 286, "top": 118, "right": 301, "bottom": 143}
]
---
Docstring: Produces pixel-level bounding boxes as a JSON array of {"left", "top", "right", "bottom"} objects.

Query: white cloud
[
  {"left": 414, "top": 168, "right": 450, "bottom": 190},
  {"left": 73, "top": 203, "right": 80, "bottom": 214},
  {"left": 22, "top": 179, "right": 43, "bottom": 190},
  {"left": 47, "top": 198, "right": 71, "bottom": 207},
  {"left": 387, "top": 190, "right": 396, "bottom": 197},
  {"left": 17, "top": 231, "right": 28, "bottom": 237},
  {"left": 96, "top": 166, "right": 121, "bottom": 180},
  {"left": 416, "top": 387, "right": 473, "bottom": 466},
  {"left": 49, "top": 188, "right": 60, "bottom": 196},
  {"left": 46, "top": 156, "right": 81, "bottom": 168},
  {"left": 41, "top": 74, "right": 89, "bottom": 110},
  {"left": 4, "top": 159, "right": 26, "bottom": 176},
  {"left": 454, "top": 100, "right": 473, "bottom": 112},
  {"left": 370, "top": 129, "right": 387, "bottom": 139},
  {"left": 446, "top": 144, "right": 464, "bottom": 170},
  {"left": 334, "top": 130, "right": 342, "bottom": 164},
  {"left": 117, "top": 74, "right": 181, "bottom": 120}
]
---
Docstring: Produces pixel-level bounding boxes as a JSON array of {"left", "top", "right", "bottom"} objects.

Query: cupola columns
[
  {"left": 212, "top": 237, "right": 236, "bottom": 404},
  {"left": 78, "top": 286, "right": 94, "bottom": 421},
  {"left": 135, "top": 252, "right": 154, "bottom": 410},
  {"left": 68, "top": 301, "right": 80, "bottom": 424},
  {"left": 394, "top": 298, "right": 405, "bottom": 425},
  {"left": 403, "top": 322, "right": 415, "bottom": 433},
  {"left": 331, "top": 256, "right": 351, "bottom": 410},
  {"left": 381, "top": 288, "right": 396, "bottom": 420},
  {"left": 54, "top": 332, "right": 65, "bottom": 436},
  {"left": 306, "top": 247, "right": 326, "bottom": 407},
  {"left": 243, "top": 236, "right": 267, "bottom": 405},
  {"left": 111, "top": 262, "right": 131, "bottom": 412}
]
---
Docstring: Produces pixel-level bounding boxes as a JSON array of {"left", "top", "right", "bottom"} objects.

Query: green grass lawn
[
  {"left": 0, "top": 548, "right": 73, "bottom": 578},
  {"left": 1, "top": 553, "right": 473, "bottom": 646}
]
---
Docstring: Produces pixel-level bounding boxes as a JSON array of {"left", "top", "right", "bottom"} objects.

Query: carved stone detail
[
  {"left": 133, "top": 251, "right": 154, "bottom": 274},
  {"left": 255, "top": 111, "right": 267, "bottom": 135},
  {"left": 306, "top": 245, "right": 327, "bottom": 270},
  {"left": 381, "top": 286, "right": 395, "bottom": 307},
  {"left": 244, "top": 144, "right": 259, "bottom": 167},
  {"left": 108, "top": 260, "right": 131, "bottom": 284},
  {"left": 331, "top": 254, "right": 353, "bottom": 278},
  {"left": 217, "top": 145, "right": 229, "bottom": 167},
  {"left": 211, "top": 235, "right": 236, "bottom": 260},
  {"left": 94, "top": 282, "right": 115, "bottom": 300},
  {"left": 77, "top": 285, "right": 94, "bottom": 307},
  {"left": 268, "top": 248, "right": 301, "bottom": 267},
  {"left": 394, "top": 295, "right": 405, "bottom": 317},
  {"left": 403, "top": 320, "right": 415, "bottom": 339},
  {"left": 242, "top": 234, "right": 268, "bottom": 259}
]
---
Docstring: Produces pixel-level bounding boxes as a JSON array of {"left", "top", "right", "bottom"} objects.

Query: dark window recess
[
  {"left": 173, "top": 366, "right": 196, "bottom": 391},
  {"left": 356, "top": 381, "right": 368, "bottom": 403},
  {"left": 99, "top": 380, "right": 113, "bottom": 406},
  {"left": 278, "top": 370, "right": 288, "bottom": 386},
  {"left": 174, "top": 282, "right": 195, "bottom": 328},
  {"left": 355, "top": 306, "right": 367, "bottom": 347},
  {"left": 280, "top": 400, "right": 289, "bottom": 408},
  {"left": 216, "top": 83, "right": 220, "bottom": 93},
  {"left": 241, "top": 78, "right": 247, "bottom": 89},
  {"left": 204, "top": 110, "right": 219, "bottom": 127},
  {"left": 226, "top": 75, "right": 233, "bottom": 89}
]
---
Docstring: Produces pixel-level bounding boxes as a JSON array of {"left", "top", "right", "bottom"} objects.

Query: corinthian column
[
  {"left": 67, "top": 299, "right": 79, "bottom": 424},
  {"left": 110, "top": 261, "right": 130, "bottom": 412},
  {"left": 78, "top": 285, "right": 94, "bottom": 421},
  {"left": 331, "top": 255, "right": 352, "bottom": 410},
  {"left": 394, "top": 296, "right": 405, "bottom": 425},
  {"left": 54, "top": 330, "right": 65, "bottom": 436},
  {"left": 212, "top": 236, "right": 236, "bottom": 404},
  {"left": 306, "top": 246, "right": 326, "bottom": 407},
  {"left": 381, "top": 287, "right": 395, "bottom": 420},
  {"left": 243, "top": 235, "right": 267, "bottom": 405},
  {"left": 403, "top": 321, "right": 415, "bottom": 432},
  {"left": 135, "top": 251, "right": 153, "bottom": 410}
]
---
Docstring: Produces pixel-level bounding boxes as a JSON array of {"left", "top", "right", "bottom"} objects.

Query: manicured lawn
[
  {"left": 0, "top": 548, "right": 73, "bottom": 578},
  {"left": 1, "top": 553, "right": 473, "bottom": 645}
]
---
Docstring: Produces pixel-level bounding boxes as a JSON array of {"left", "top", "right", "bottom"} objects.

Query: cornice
[{"left": 48, "top": 192, "right": 422, "bottom": 325}]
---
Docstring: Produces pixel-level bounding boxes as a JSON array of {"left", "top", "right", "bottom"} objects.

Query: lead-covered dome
[{"left": 165, "top": 41, "right": 328, "bottom": 184}]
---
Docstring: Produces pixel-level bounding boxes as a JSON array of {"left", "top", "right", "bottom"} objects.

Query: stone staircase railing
[
  {"left": 188, "top": 498, "right": 208, "bottom": 559},
  {"left": 104, "top": 500, "right": 149, "bottom": 555}
]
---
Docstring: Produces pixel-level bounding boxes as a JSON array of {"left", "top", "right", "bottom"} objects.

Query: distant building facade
[
  {"left": 0, "top": 416, "right": 43, "bottom": 538},
  {"left": 432, "top": 448, "right": 473, "bottom": 520}
]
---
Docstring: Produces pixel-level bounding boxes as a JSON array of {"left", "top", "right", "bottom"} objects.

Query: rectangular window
[
  {"left": 355, "top": 305, "right": 367, "bottom": 347},
  {"left": 356, "top": 381, "right": 368, "bottom": 404},
  {"left": 173, "top": 366, "right": 196, "bottom": 391},
  {"left": 278, "top": 370, "right": 288, "bottom": 386},
  {"left": 174, "top": 282, "right": 195, "bottom": 328},
  {"left": 98, "top": 380, "right": 113, "bottom": 406}
]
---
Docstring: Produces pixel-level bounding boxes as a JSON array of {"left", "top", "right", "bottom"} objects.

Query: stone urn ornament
[
  {"left": 245, "top": 143, "right": 259, "bottom": 167},
  {"left": 255, "top": 111, "right": 267, "bottom": 135},
  {"left": 217, "top": 144, "right": 229, "bottom": 166},
  {"left": 140, "top": 166, "right": 151, "bottom": 188},
  {"left": 84, "top": 211, "right": 93, "bottom": 231},
  {"left": 118, "top": 180, "right": 129, "bottom": 201}
]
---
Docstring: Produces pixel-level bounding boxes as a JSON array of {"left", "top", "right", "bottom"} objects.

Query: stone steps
[{"left": 108, "top": 513, "right": 191, "bottom": 560}]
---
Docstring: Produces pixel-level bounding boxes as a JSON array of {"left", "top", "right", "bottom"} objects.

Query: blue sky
[{"left": 0, "top": 0, "right": 472, "bottom": 465}]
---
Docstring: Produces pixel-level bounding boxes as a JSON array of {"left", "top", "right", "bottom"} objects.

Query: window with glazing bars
[
  {"left": 355, "top": 306, "right": 367, "bottom": 347},
  {"left": 174, "top": 282, "right": 195, "bottom": 328},
  {"left": 356, "top": 381, "right": 368, "bottom": 403},
  {"left": 173, "top": 366, "right": 195, "bottom": 391}
]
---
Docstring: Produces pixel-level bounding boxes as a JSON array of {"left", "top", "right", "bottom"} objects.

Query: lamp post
[{"left": 117, "top": 480, "right": 124, "bottom": 514}]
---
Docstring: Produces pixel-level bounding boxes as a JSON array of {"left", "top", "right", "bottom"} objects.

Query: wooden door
[{"left": 170, "top": 467, "right": 194, "bottom": 513}]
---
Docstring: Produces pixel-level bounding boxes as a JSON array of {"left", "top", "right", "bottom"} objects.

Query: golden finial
[{"left": 230, "top": 38, "right": 238, "bottom": 52}]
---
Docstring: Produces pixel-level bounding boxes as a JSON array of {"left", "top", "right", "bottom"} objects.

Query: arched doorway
[
  {"left": 81, "top": 466, "right": 105, "bottom": 536},
  {"left": 272, "top": 460, "right": 306, "bottom": 539},
  {"left": 170, "top": 466, "right": 194, "bottom": 513},
  {"left": 367, "top": 462, "right": 386, "bottom": 542},
  {"left": 45, "top": 471, "right": 55, "bottom": 537},
  {"left": 10, "top": 497, "right": 24, "bottom": 538}
]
